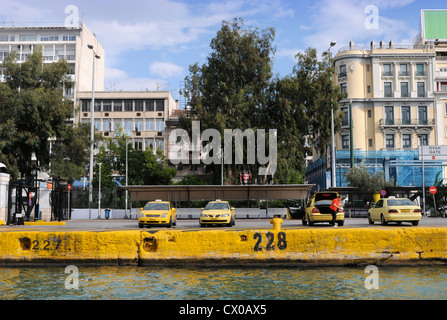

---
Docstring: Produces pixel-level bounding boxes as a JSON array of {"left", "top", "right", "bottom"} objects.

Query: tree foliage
[
  {"left": 0, "top": 49, "right": 73, "bottom": 178},
  {"left": 345, "top": 165, "right": 394, "bottom": 195},
  {"left": 95, "top": 132, "right": 177, "bottom": 189},
  {"left": 181, "top": 18, "right": 344, "bottom": 184}
]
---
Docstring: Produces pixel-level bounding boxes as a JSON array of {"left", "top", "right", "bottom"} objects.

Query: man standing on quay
[{"left": 330, "top": 194, "right": 343, "bottom": 227}]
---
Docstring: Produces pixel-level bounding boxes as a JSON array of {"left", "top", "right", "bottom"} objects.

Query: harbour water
[{"left": 0, "top": 265, "right": 446, "bottom": 300}]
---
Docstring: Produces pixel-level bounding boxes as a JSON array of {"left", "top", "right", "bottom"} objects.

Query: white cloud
[
  {"left": 302, "top": 0, "right": 417, "bottom": 53},
  {"left": 149, "top": 62, "right": 185, "bottom": 79},
  {"left": 104, "top": 67, "right": 168, "bottom": 92}
]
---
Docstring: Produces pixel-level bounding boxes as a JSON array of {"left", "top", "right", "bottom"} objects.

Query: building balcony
[{"left": 379, "top": 118, "right": 435, "bottom": 129}]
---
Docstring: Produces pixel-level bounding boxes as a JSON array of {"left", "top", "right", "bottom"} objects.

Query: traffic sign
[
  {"left": 429, "top": 186, "right": 437, "bottom": 194},
  {"left": 421, "top": 145, "right": 447, "bottom": 161},
  {"left": 380, "top": 190, "right": 386, "bottom": 196}
]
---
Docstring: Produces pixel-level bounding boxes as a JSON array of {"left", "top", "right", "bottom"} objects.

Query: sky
[{"left": 0, "top": 0, "right": 445, "bottom": 103}]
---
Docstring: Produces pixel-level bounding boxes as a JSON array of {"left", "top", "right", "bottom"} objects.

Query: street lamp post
[
  {"left": 323, "top": 41, "right": 337, "bottom": 188},
  {"left": 123, "top": 137, "right": 129, "bottom": 219},
  {"left": 87, "top": 44, "right": 100, "bottom": 220},
  {"left": 97, "top": 162, "right": 102, "bottom": 219}
]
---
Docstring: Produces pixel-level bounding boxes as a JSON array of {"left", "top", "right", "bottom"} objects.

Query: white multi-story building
[{"left": 0, "top": 22, "right": 105, "bottom": 122}]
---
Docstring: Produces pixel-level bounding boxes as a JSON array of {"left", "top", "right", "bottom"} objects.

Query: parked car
[
  {"left": 367, "top": 197, "right": 421, "bottom": 226},
  {"left": 200, "top": 200, "right": 235, "bottom": 227},
  {"left": 138, "top": 200, "right": 177, "bottom": 228},
  {"left": 303, "top": 191, "right": 344, "bottom": 226}
]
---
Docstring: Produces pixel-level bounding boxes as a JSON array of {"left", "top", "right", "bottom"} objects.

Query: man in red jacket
[{"left": 329, "top": 194, "right": 343, "bottom": 227}]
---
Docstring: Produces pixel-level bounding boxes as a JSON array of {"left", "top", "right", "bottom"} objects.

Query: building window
[
  {"left": 368, "top": 139, "right": 373, "bottom": 147},
  {"left": 385, "top": 134, "right": 395, "bottom": 149},
  {"left": 416, "top": 64, "right": 425, "bottom": 76},
  {"left": 401, "top": 106, "right": 410, "bottom": 125},
  {"left": 124, "top": 100, "right": 133, "bottom": 112},
  {"left": 384, "top": 82, "right": 393, "bottom": 97},
  {"left": 113, "top": 119, "right": 122, "bottom": 134},
  {"left": 419, "top": 134, "right": 428, "bottom": 146},
  {"left": 63, "top": 35, "right": 76, "bottom": 41},
  {"left": 156, "top": 139, "right": 164, "bottom": 151},
  {"left": 341, "top": 135, "right": 349, "bottom": 149},
  {"left": 94, "top": 120, "right": 101, "bottom": 131},
  {"left": 135, "top": 120, "right": 143, "bottom": 132},
  {"left": 368, "top": 110, "right": 372, "bottom": 118},
  {"left": 383, "top": 64, "right": 392, "bottom": 76},
  {"left": 19, "top": 35, "right": 37, "bottom": 41},
  {"left": 445, "top": 103, "right": 447, "bottom": 117},
  {"left": 418, "top": 106, "right": 428, "bottom": 125},
  {"left": 145, "top": 100, "right": 155, "bottom": 112},
  {"left": 366, "top": 65, "right": 370, "bottom": 72},
  {"left": 134, "top": 140, "right": 143, "bottom": 150},
  {"left": 340, "top": 83, "right": 347, "bottom": 95},
  {"left": 103, "top": 100, "right": 112, "bottom": 112},
  {"left": 155, "top": 100, "right": 164, "bottom": 112},
  {"left": 113, "top": 100, "right": 122, "bottom": 112},
  {"left": 417, "top": 82, "right": 425, "bottom": 97},
  {"left": 155, "top": 119, "right": 164, "bottom": 131},
  {"left": 103, "top": 120, "right": 112, "bottom": 132},
  {"left": 402, "top": 134, "right": 411, "bottom": 149},
  {"left": 82, "top": 101, "right": 90, "bottom": 112},
  {"left": 385, "top": 106, "right": 394, "bottom": 125},
  {"left": 341, "top": 107, "right": 348, "bottom": 126},
  {"left": 123, "top": 119, "right": 133, "bottom": 133},
  {"left": 367, "top": 85, "right": 371, "bottom": 93},
  {"left": 145, "top": 119, "right": 154, "bottom": 131},
  {"left": 40, "top": 35, "right": 59, "bottom": 41},
  {"left": 401, "top": 82, "right": 409, "bottom": 97},
  {"left": 94, "top": 101, "right": 101, "bottom": 112},
  {"left": 135, "top": 100, "right": 144, "bottom": 111},
  {"left": 339, "top": 65, "right": 347, "bottom": 78},
  {"left": 399, "top": 64, "right": 409, "bottom": 76}
]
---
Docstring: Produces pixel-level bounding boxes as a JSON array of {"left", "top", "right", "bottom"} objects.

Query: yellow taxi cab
[
  {"left": 368, "top": 197, "right": 421, "bottom": 226},
  {"left": 138, "top": 200, "right": 177, "bottom": 228},
  {"left": 303, "top": 191, "right": 344, "bottom": 226},
  {"left": 200, "top": 200, "right": 235, "bottom": 227}
]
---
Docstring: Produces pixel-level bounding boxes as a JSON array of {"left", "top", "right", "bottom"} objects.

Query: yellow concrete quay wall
[{"left": 0, "top": 228, "right": 446, "bottom": 266}]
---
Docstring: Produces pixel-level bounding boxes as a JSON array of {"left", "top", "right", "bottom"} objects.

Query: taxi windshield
[
  {"left": 144, "top": 202, "right": 169, "bottom": 210},
  {"left": 204, "top": 202, "right": 229, "bottom": 210}
]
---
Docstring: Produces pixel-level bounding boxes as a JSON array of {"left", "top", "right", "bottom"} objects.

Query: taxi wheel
[
  {"left": 381, "top": 214, "right": 388, "bottom": 226},
  {"left": 411, "top": 221, "right": 419, "bottom": 226},
  {"left": 337, "top": 221, "right": 344, "bottom": 226},
  {"left": 302, "top": 217, "right": 307, "bottom": 225},
  {"left": 167, "top": 217, "right": 172, "bottom": 228},
  {"left": 139, "top": 223, "right": 144, "bottom": 228},
  {"left": 367, "top": 213, "right": 374, "bottom": 225}
]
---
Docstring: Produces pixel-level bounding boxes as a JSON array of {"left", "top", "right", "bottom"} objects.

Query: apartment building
[
  {"left": 306, "top": 10, "right": 447, "bottom": 189},
  {"left": 0, "top": 22, "right": 105, "bottom": 121},
  {"left": 76, "top": 91, "right": 178, "bottom": 154}
]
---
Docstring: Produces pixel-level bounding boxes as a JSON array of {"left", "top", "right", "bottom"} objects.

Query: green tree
[
  {"left": 50, "top": 123, "right": 92, "bottom": 183},
  {"left": 0, "top": 49, "right": 72, "bottom": 178},
  {"left": 345, "top": 165, "right": 394, "bottom": 200},
  {"left": 96, "top": 132, "right": 177, "bottom": 187},
  {"left": 182, "top": 18, "right": 276, "bottom": 184}
]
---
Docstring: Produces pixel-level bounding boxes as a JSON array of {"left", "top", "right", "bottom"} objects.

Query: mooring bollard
[{"left": 270, "top": 214, "right": 283, "bottom": 231}]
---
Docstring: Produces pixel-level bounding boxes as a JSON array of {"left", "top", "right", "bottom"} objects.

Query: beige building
[
  {"left": 334, "top": 40, "right": 440, "bottom": 152},
  {"left": 76, "top": 91, "right": 178, "bottom": 154},
  {"left": 307, "top": 11, "right": 447, "bottom": 188}
]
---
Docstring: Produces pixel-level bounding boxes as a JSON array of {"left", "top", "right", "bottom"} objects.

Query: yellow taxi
[
  {"left": 200, "top": 200, "right": 235, "bottom": 227},
  {"left": 303, "top": 191, "right": 344, "bottom": 226},
  {"left": 138, "top": 200, "right": 177, "bottom": 228},
  {"left": 368, "top": 197, "right": 422, "bottom": 226}
]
